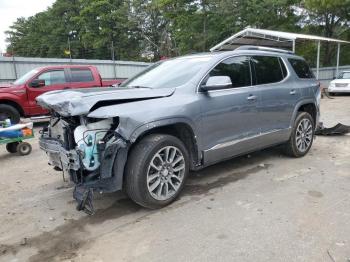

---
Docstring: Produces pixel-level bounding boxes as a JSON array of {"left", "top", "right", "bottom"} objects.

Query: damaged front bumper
[{"left": 39, "top": 130, "right": 128, "bottom": 214}]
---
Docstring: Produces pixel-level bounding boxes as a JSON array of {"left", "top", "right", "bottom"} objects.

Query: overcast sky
[{"left": 0, "top": 0, "right": 55, "bottom": 53}]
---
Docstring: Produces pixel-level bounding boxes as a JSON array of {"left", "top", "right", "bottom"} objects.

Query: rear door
[
  {"left": 200, "top": 55, "right": 261, "bottom": 164},
  {"left": 67, "top": 68, "right": 98, "bottom": 89},
  {"left": 26, "top": 69, "right": 69, "bottom": 115}
]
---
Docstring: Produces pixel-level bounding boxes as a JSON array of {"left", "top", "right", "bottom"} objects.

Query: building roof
[{"left": 210, "top": 28, "right": 350, "bottom": 52}]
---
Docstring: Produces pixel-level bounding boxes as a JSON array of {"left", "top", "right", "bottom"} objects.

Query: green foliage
[{"left": 4, "top": 0, "right": 350, "bottom": 64}]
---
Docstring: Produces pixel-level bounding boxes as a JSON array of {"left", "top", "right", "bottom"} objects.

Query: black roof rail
[{"left": 236, "top": 45, "right": 294, "bottom": 55}]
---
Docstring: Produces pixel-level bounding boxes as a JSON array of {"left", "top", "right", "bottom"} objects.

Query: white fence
[
  {"left": 0, "top": 56, "right": 151, "bottom": 83},
  {"left": 0, "top": 56, "right": 349, "bottom": 85},
  {"left": 312, "top": 65, "right": 350, "bottom": 86}
]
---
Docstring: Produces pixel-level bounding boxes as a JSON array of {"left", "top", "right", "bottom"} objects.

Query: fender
[
  {"left": 0, "top": 94, "right": 26, "bottom": 116},
  {"left": 129, "top": 117, "right": 198, "bottom": 141},
  {"left": 116, "top": 116, "right": 201, "bottom": 163},
  {"left": 289, "top": 98, "right": 318, "bottom": 128}
]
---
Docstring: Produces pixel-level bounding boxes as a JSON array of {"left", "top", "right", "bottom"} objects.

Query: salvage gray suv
[{"left": 38, "top": 46, "right": 320, "bottom": 214}]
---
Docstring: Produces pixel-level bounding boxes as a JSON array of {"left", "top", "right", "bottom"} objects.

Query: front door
[
  {"left": 26, "top": 69, "right": 69, "bottom": 115},
  {"left": 199, "top": 56, "right": 261, "bottom": 165}
]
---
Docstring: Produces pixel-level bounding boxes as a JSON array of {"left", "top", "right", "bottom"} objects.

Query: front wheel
[
  {"left": 125, "top": 134, "right": 189, "bottom": 209},
  {"left": 284, "top": 112, "right": 314, "bottom": 157}
]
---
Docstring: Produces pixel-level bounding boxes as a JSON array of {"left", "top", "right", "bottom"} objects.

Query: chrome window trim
[{"left": 196, "top": 54, "right": 291, "bottom": 93}]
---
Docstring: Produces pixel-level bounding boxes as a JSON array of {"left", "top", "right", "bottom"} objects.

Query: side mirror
[
  {"left": 200, "top": 76, "right": 232, "bottom": 92},
  {"left": 30, "top": 79, "right": 46, "bottom": 88}
]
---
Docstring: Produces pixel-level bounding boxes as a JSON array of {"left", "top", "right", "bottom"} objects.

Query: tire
[
  {"left": 17, "top": 142, "right": 32, "bottom": 156},
  {"left": 125, "top": 134, "right": 189, "bottom": 209},
  {"left": 0, "top": 104, "right": 20, "bottom": 124},
  {"left": 284, "top": 112, "right": 314, "bottom": 157},
  {"left": 6, "top": 142, "right": 19, "bottom": 153}
]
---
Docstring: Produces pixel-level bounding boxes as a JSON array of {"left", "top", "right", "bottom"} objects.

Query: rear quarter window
[
  {"left": 70, "top": 68, "right": 94, "bottom": 82},
  {"left": 288, "top": 59, "right": 315, "bottom": 79}
]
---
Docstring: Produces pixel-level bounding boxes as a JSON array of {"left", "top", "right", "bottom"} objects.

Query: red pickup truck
[{"left": 0, "top": 65, "right": 123, "bottom": 123}]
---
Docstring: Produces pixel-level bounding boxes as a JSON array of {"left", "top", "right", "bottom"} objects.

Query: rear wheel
[
  {"left": 125, "top": 134, "right": 189, "bottom": 209},
  {"left": 0, "top": 104, "right": 20, "bottom": 124},
  {"left": 6, "top": 142, "right": 19, "bottom": 153},
  {"left": 284, "top": 112, "right": 314, "bottom": 157}
]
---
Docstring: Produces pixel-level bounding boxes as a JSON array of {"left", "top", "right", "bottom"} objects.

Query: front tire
[
  {"left": 125, "top": 134, "right": 189, "bottom": 209},
  {"left": 284, "top": 112, "right": 314, "bottom": 157}
]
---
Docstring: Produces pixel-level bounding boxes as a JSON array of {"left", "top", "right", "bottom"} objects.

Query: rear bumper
[{"left": 328, "top": 86, "right": 350, "bottom": 93}]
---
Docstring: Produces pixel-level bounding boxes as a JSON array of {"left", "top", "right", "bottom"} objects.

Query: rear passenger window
[
  {"left": 70, "top": 68, "right": 94, "bottom": 82},
  {"left": 288, "top": 59, "right": 315, "bottom": 79},
  {"left": 251, "top": 56, "right": 285, "bottom": 85},
  {"left": 208, "top": 56, "right": 251, "bottom": 88}
]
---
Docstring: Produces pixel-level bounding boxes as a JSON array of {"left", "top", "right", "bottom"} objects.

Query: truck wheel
[
  {"left": 284, "top": 112, "right": 314, "bottom": 157},
  {"left": 17, "top": 142, "right": 32, "bottom": 156},
  {"left": 6, "top": 142, "right": 19, "bottom": 153},
  {"left": 0, "top": 104, "right": 20, "bottom": 124},
  {"left": 125, "top": 134, "right": 189, "bottom": 209}
]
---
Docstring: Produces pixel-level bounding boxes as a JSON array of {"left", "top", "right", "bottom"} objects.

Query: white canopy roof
[{"left": 210, "top": 28, "right": 350, "bottom": 52}]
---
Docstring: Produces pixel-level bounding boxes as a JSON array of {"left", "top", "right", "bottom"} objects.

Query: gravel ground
[{"left": 0, "top": 96, "right": 349, "bottom": 262}]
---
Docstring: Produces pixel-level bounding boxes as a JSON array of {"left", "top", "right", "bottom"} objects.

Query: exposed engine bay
[{"left": 40, "top": 115, "right": 128, "bottom": 214}]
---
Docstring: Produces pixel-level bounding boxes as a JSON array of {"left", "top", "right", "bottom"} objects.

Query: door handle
[
  {"left": 247, "top": 95, "right": 257, "bottom": 101},
  {"left": 290, "top": 90, "right": 296, "bottom": 95}
]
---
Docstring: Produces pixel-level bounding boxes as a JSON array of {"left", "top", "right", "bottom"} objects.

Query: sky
[{"left": 0, "top": 0, "right": 55, "bottom": 53}]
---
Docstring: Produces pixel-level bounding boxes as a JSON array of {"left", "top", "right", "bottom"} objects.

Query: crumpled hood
[{"left": 36, "top": 87, "right": 176, "bottom": 116}]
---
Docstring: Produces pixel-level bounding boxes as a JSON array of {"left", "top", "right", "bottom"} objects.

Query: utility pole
[
  {"left": 111, "top": 40, "right": 117, "bottom": 79},
  {"left": 67, "top": 36, "right": 72, "bottom": 63}
]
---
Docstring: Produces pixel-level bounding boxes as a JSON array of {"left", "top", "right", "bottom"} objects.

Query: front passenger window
[
  {"left": 37, "top": 70, "right": 66, "bottom": 86},
  {"left": 207, "top": 56, "right": 251, "bottom": 88}
]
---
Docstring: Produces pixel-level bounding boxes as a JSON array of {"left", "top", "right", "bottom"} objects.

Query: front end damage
[
  {"left": 39, "top": 116, "right": 128, "bottom": 214},
  {"left": 36, "top": 87, "right": 176, "bottom": 214}
]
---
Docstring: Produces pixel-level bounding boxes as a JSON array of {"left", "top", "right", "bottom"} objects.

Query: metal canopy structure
[{"left": 210, "top": 28, "right": 350, "bottom": 79}]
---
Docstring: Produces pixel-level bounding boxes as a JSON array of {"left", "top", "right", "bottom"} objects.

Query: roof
[{"left": 210, "top": 28, "right": 350, "bottom": 52}]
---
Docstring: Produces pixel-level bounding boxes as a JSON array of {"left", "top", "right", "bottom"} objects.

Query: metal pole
[
  {"left": 68, "top": 36, "right": 72, "bottom": 63},
  {"left": 111, "top": 41, "right": 117, "bottom": 79},
  {"left": 316, "top": 40, "right": 320, "bottom": 80},
  {"left": 292, "top": 40, "right": 295, "bottom": 53},
  {"left": 336, "top": 42, "right": 340, "bottom": 76},
  {"left": 12, "top": 55, "right": 18, "bottom": 79}
]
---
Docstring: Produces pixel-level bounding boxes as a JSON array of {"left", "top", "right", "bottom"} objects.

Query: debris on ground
[
  {"left": 315, "top": 122, "right": 350, "bottom": 136},
  {"left": 20, "top": 238, "right": 27, "bottom": 246}
]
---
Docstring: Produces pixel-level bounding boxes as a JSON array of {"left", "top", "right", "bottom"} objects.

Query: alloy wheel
[
  {"left": 147, "top": 146, "right": 186, "bottom": 201},
  {"left": 295, "top": 118, "right": 313, "bottom": 152}
]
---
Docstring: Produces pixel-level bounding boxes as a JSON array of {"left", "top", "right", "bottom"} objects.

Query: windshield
[
  {"left": 14, "top": 69, "right": 39, "bottom": 85},
  {"left": 121, "top": 56, "right": 212, "bottom": 89},
  {"left": 337, "top": 72, "right": 350, "bottom": 79}
]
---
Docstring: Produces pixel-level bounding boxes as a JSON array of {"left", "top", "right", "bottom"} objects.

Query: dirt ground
[{"left": 0, "top": 96, "right": 349, "bottom": 262}]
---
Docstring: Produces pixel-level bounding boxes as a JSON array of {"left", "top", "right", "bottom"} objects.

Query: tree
[{"left": 301, "top": 0, "right": 350, "bottom": 66}]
